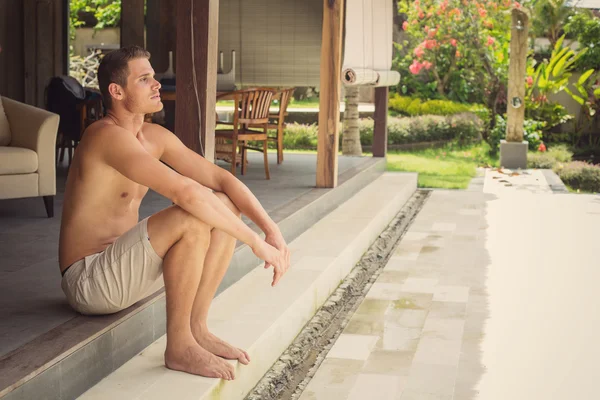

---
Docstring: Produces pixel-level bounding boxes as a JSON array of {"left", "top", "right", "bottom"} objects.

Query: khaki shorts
[{"left": 61, "top": 217, "right": 164, "bottom": 315}]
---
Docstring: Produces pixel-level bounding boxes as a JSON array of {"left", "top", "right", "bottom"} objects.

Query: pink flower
[
  {"left": 425, "top": 40, "right": 437, "bottom": 49},
  {"left": 414, "top": 45, "right": 425, "bottom": 58},
  {"left": 478, "top": 8, "right": 487, "bottom": 18},
  {"left": 486, "top": 36, "right": 495, "bottom": 46},
  {"left": 450, "top": 38, "right": 458, "bottom": 47},
  {"left": 428, "top": 29, "right": 437, "bottom": 38},
  {"left": 526, "top": 76, "right": 533, "bottom": 87},
  {"left": 402, "top": 21, "right": 409, "bottom": 30},
  {"left": 422, "top": 61, "right": 433, "bottom": 70},
  {"left": 409, "top": 60, "right": 423, "bottom": 75},
  {"left": 419, "top": 11, "right": 425, "bottom": 19},
  {"left": 455, "top": 50, "right": 461, "bottom": 58},
  {"left": 514, "top": 1, "right": 521, "bottom": 9}
]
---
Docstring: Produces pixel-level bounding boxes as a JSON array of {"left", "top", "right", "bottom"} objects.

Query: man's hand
[
  {"left": 264, "top": 231, "right": 291, "bottom": 285},
  {"left": 251, "top": 231, "right": 291, "bottom": 286}
]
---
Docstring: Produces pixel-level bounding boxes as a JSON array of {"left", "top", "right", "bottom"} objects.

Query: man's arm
[
  {"left": 99, "top": 125, "right": 262, "bottom": 247},
  {"left": 156, "top": 124, "right": 291, "bottom": 285},
  {"left": 157, "top": 124, "right": 279, "bottom": 237}
]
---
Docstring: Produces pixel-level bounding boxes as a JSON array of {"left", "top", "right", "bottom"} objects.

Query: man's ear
[{"left": 108, "top": 82, "right": 123, "bottom": 101}]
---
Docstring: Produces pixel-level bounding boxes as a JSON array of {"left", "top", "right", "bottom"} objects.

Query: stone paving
[{"left": 300, "top": 169, "right": 600, "bottom": 400}]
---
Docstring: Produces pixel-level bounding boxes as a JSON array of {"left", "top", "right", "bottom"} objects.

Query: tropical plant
[
  {"left": 564, "top": 9, "right": 600, "bottom": 72},
  {"left": 525, "top": 35, "right": 595, "bottom": 131},
  {"left": 529, "top": 0, "right": 575, "bottom": 49}
]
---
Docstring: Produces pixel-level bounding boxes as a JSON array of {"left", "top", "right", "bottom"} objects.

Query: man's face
[{"left": 121, "top": 57, "right": 163, "bottom": 114}]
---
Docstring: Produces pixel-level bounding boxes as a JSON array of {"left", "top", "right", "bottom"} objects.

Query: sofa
[{"left": 0, "top": 96, "right": 60, "bottom": 217}]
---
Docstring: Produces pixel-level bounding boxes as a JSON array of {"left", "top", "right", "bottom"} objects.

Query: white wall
[{"left": 218, "top": 0, "right": 323, "bottom": 88}]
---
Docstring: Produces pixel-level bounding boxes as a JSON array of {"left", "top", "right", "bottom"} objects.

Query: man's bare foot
[
  {"left": 192, "top": 326, "right": 251, "bottom": 365},
  {"left": 165, "top": 340, "right": 235, "bottom": 380}
]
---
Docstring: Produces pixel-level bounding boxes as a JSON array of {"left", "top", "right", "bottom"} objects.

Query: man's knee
[
  {"left": 214, "top": 192, "right": 241, "bottom": 217},
  {"left": 171, "top": 206, "right": 212, "bottom": 240}
]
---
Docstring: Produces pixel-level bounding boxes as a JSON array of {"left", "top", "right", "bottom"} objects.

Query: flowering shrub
[{"left": 395, "top": 0, "right": 517, "bottom": 108}]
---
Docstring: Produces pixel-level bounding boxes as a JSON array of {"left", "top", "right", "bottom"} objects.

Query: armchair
[{"left": 0, "top": 96, "right": 60, "bottom": 217}]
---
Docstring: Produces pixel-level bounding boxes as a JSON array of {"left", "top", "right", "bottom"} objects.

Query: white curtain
[{"left": 342, "top": 0, "right": 400, "bottom": 87}]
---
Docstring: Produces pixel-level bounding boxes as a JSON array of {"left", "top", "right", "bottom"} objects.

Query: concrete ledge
[{"left": 79, "top": 172, "right": 417, "bottom": 400}]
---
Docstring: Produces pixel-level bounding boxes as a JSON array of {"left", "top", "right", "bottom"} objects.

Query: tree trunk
[{"left": 342, "top": 86, "right": 362, "bottom": 156}]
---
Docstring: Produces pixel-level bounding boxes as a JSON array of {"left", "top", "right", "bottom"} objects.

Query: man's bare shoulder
[{"left": 141, "top": 121, "right": 176, "bottom": 142}]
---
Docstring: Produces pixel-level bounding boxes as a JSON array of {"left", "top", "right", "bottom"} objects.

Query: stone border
[
  {"left": 245, "top": 190, "right": 431, "bottom": 400},
  {"left": 540, "top": 169, "right": 570, "bottom": 193}
]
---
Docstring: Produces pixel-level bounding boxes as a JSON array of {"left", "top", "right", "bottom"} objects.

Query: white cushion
[
  {"left": 0, "top": 146, "right": 38, "bottom": 174},
  {"left": 0, "top": 97, "right": 12, "bottom": 146}
]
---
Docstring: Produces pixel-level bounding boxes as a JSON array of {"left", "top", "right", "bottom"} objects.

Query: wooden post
[
  {"left": 120, "top": 0, "right": 145, "bottom": 48},
  {"left": 317, "top": 0, "right": 344, "bottom": 188},
  {"left": 175, "top": 0, "right": 218, "bottom": 161},
  {"left": 506, "top": 9, "right": 529, "bottom": 142},
  {"left": 23, "top": 0, "right": 66, "bottom": 107},
  {"left": 146, "top": 0, "right": 176, "bottom": 73},
  {"left": 372, "top": 86, "right": 389, "bottom": 157}
]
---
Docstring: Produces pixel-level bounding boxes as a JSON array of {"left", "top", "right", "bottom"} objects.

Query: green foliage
[
  {"left": 281, "top": 123, "right": 318, "bottom": 149},
  {"left": 488, "top": 115, "right": 545, "bottom": 155},
  {"left": 356, "top": 114, "right": 483, "bottom": 147},
  {"left": 388, "top": 94, "right": 489, "bottom": 122},
  {"left": 554, "top": 161, "right": 600, "bottom": 193},
  {"left": 564, "top": 10, "right": 600, "bottom": 72},
  {"left": 69, "top": 0, "right": 122, "bottom": 41},
  {"left": 525, "top": 34, "right": 596, "bottom": 132},
  {"left": 279, "top": 114, "right": 484, "bottom": 151},
  {"left": 530, "top": 0, "right": 575, "bottom": 46},
  {"left": 527, "top": 144, "right": 573, "bottom": 168}
]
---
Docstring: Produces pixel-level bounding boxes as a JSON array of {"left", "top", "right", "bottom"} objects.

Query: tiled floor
[
  {"left": 0, "top": 152, "right": 371, "bottom": 358},
  {"left": 300, "top": 169, "right": 600, "bottom": 400}
]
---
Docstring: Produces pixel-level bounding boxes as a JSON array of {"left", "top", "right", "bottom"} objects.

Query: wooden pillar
[
  {"left": 23, "top": 0, "right": 66, "bottom": 107},
  {"left": 175, "top": 0, "right": 218, "bottom": 161},
  {"left": 316, "top": 0, "right": 344, "bottom": 188},
  {"left": 121, "top": 0, "right": 145, "bottom": 48},
  {"left": 372, "top": 86, "right": 389, "bottom": 157},
  {"left": 146, "top": 0, "right": 177, "bottom": 74},
  {"left": 506, "top": 9, "right": 529, "bottom": 142}
]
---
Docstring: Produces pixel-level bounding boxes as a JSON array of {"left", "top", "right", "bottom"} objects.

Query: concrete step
[
  {"left": 79, "top": 172, "right": 418, "bottom": 400},
  {"left": 0, "top": 158, "right": 387, "bottom": 400}
]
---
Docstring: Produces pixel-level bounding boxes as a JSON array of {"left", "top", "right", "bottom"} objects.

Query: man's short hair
[{"left": 97, "top": 46, "right": 151, "bottom": 110}]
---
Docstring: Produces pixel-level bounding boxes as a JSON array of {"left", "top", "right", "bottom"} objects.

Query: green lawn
[{"left": 386, "top": 143, "right": 498, "bottom": 189}]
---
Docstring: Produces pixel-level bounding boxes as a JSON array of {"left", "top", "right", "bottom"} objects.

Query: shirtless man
[{"left": 58, "top": 46, "right": 290, "bottom": 381}]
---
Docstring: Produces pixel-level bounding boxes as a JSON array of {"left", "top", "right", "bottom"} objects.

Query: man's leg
[
  {"left": 146, "top": 205, "right": 235, "bottom": 380},
  {"left": 190, "top": 192, "right": 251, "bottom": 365}
]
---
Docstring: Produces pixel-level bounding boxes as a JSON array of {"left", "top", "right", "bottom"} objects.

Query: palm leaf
[{"left": 578, "top": 69, "right": 595, "bottom": 86}]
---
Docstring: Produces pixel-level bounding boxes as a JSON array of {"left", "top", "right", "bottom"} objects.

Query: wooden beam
[
  {"left": 506, "top": 9, "right": 529, "bottom": 142},
  {"left": 175, "top": 0, "right": 218, "bottom": 161},
  {"left": 372, "top": 86, "right": 389, "bottom": 157},
  {"left": 316, "top": 0, "right": 344, "bottom": 188},
  {"left": 121, "top": 0, "right": 145, "bottom": 48}
]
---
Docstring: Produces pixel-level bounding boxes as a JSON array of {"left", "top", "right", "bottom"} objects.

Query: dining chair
[
  {"left": 215, "top": 88, "right": 276, "bottom": 179},
  {"left": 268, "top": 88, "right": 295, "bottom": 164}
]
